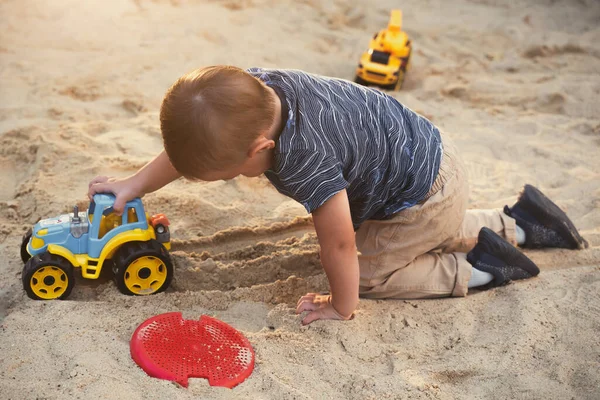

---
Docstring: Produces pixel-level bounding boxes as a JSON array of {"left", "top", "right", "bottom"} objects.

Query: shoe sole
[
  {"left": 518, "top": 185, "right": 589, "bottom": 249},
  {"left": 471, "top": 227, "right": 540, "bottom": 278}
]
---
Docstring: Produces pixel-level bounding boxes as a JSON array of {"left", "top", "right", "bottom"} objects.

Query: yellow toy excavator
[{"left": 355, "top": 10, "right": 412, "bottom": 90}]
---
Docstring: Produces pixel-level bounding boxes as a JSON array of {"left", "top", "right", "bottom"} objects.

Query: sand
[{"left": 1, "top": 0, "right": 599, "bottom": 399}]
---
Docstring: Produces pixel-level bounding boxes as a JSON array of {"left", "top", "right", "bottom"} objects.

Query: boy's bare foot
[
  {"left": 467, "top": 227, "right": 540, "bottom": 288},
  {"left": 504, "top": 184, "right": 588, "bottom": 249}
]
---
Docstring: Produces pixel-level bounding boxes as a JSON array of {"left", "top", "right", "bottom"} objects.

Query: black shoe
[
  {"left": 467, "top": 227, "right": 540, "bottom": 288},
  {"left": 504, "top": 184, "right": 588, "bottom": 249}
]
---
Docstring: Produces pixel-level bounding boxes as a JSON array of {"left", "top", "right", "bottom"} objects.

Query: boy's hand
[
  {"left": 88, "top": 151, "right": 182, "bottom": 215},
  {"left": 296, "top": 293, "right": 353, "bottom": 325},
  {"left": 88, "top": 176, "right": 144, "bottom": 215}
]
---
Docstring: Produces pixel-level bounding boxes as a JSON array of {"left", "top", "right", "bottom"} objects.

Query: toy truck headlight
[
  {"left": 151, "top": 213, "right": 171, "bottom": 245},
  {"left": 31, "top": 236, "right": 45, "bottom": 249}
]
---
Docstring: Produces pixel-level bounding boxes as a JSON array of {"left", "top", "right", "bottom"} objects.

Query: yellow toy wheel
[
  {"left": 22, "top": 253, "right": 75, "bottom": 300},
  {"left": 113, "top": 240, "right": 173, "bottom": 296},
  {"left": 123, "top": 256, "right": 167, "bottom": 295}
]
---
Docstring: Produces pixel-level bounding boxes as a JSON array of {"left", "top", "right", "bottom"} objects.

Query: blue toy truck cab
[{"left": 86, "top": 194, "right": 149, "bottom": 258}]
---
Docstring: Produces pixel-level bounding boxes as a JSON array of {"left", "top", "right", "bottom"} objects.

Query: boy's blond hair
[{"left": 160, "top": 65, "right": 276, "bottom": 178}]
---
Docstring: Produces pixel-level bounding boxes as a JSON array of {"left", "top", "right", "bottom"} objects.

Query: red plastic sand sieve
[{"left": 130, "top": 312, "right": 255, "bottom": 388}]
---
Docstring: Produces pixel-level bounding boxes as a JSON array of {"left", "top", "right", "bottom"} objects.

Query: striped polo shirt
[{"left": 248, "top": 68, "right": 443, "bottom": 229}]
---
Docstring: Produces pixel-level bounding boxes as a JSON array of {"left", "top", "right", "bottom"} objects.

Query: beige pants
[{"left": 356, "top": 138, "right": 517, "bottom": 299}]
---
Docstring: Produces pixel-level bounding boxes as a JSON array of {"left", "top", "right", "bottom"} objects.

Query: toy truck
[
  {"left": 355, "top": 9, "right": 412, "bottom": 90},
  {"left": 20, "top": 194, "right": 173, "bottom": 300}
]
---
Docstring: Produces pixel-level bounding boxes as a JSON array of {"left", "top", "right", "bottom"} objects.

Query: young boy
[{"left": 88, "top": 66, "right": 588, "bottom": 325}]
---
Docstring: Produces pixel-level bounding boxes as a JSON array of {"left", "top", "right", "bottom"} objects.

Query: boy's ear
[{"left": 249, "top": 136, "right": 275, "bottom": 157}]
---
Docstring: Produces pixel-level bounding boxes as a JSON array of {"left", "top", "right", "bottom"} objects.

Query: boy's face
[
  {"left": 195, "top": 135, "right": 275, "bottom": 182},
  {"left": 196, "top": 166, "right": 243, "bottom": 182},
  {"left": 196, "top": 162, "right": 257, "bottom": 182}
]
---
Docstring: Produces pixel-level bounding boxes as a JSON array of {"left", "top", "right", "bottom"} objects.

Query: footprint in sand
[
  {"left": 442, "top": 84, "right": 469, "bottom": 100},
  {"left": 121, "top": 99, "right": 148, "bottom": 115},
  {"left": 522, "top": 44, "right": 587, "bottom": 59},
  {"left": 59, "top": 84, "right": 102, "bottom": 102},
  {"left": 572, "top": 122, "right": 600, "bottom": 136},
  {"left": 556, "top": 277, "right": 600, "bottom": 319},
  {"left": 535, "top": 92, "right": 566, "bottom": 114}
]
